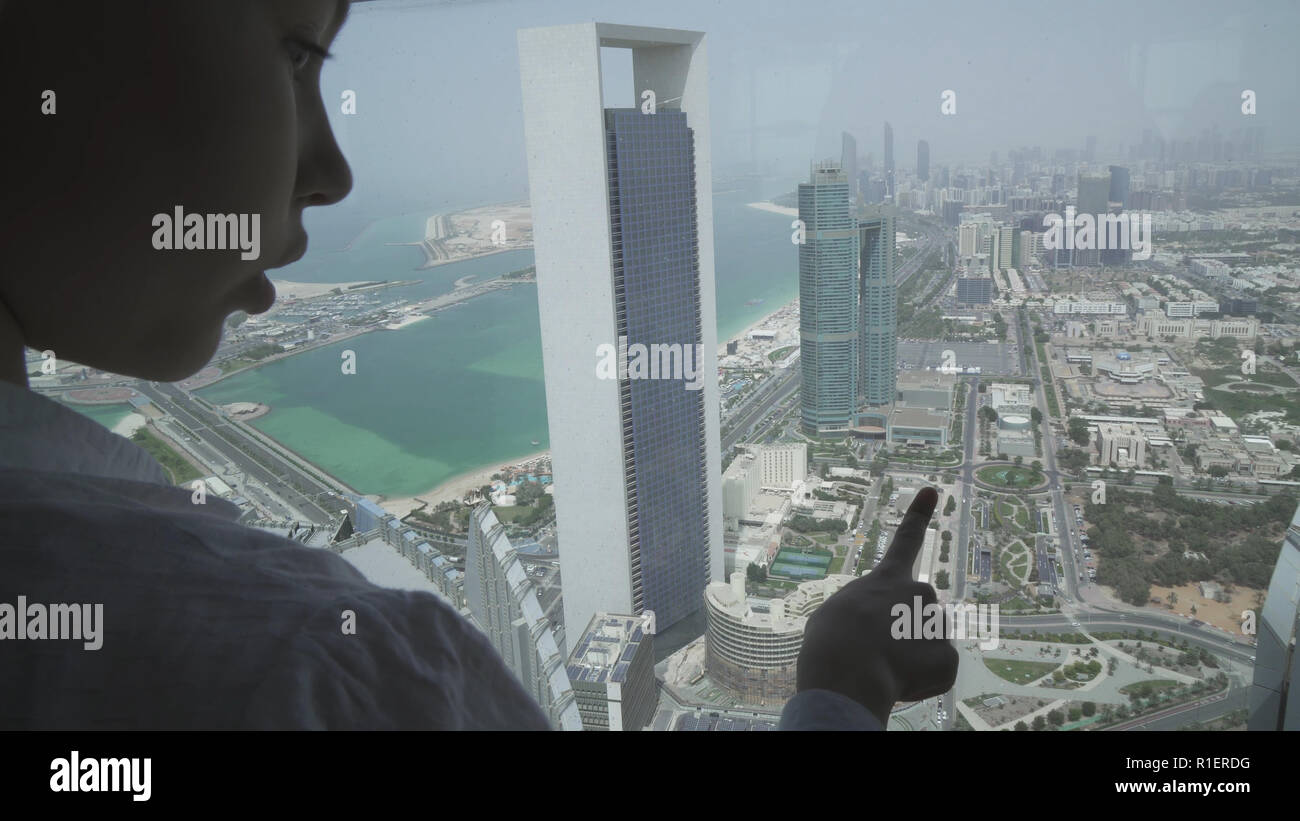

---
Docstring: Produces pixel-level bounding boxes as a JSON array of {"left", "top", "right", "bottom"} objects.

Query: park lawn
[
  {"left": 1120, "top": 680, "right": 1180, "bottom": 698},
  {"left": 827, "top": 556, "right": 845, "bottom": 575},
  {"left": 131, "top": 427, "right": 202, "bottom": 485},
  {"left": 984, "top": 658, "right": 1059, "bottom": 684},
  {"left": 492, "top": 504, "right": 542, "bottom": 523}
]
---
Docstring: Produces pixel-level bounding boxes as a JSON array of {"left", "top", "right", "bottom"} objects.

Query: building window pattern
[{"left": 605, "top": 108, "right": 711, "bottom": 633}]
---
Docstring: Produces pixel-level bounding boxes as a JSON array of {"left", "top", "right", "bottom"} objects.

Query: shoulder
[{"left": 241, "top": 587, "right": 553, "bottom": 730}]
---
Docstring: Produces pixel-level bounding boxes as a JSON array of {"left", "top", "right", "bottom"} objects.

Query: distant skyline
[{"left": 310, "top": 0, "right": 1300, "bottom": 243}]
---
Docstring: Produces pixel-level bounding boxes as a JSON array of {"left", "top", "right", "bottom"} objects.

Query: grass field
[
  {"left": 984, "top": 658, "right": 1059, "bottom": 684},
  {"left": 1120, "top": 679, "right": 1179, "bottom": 697},
  {"left": 131, "top": 427, "right": 203, "bottom": 485},
  {"left": 977, "top": 465, "right": 1043, "bottom": 489}
]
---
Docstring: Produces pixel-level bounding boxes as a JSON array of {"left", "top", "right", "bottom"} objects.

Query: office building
[
  {"left": 841, "top": 131, "right": 859, "bottom": 206},
  {"left": 798, "top": 162, "right": 859, "bottom": 434},
  {"left": 1095, "top": 423, "right": 1147, "bottom": 468},
  {"left": 722, "top": 443, "right": 809, "bottom": 531},
  {"left": 518, "top": 23, "right": 723, "bottom": 646},
  {"left": 567, "top": 613, "right": 656, "bottom": 731},
  {"left": 883, "top": 121, "right": 894, "bottom": 199},
  {"left": 1108, "top": 165, "right": 1130, "bottom": 208},
  {"left": 956, "top": 275, "right": 993, "bottom": 305},
  {"left": 705, "top": 572, "right": 853, "bottom": 704},
  {"left": 859, "top": 204, "right": 897, "bottom": 408},
  {"left": 1249, "top": 500, "right": 1300, "bottom": 729},
  {"left": 1076, "top": 172, "right": 1111, "bottom": 266},
  {"left": 465, "top": 504, "right": 582, "bottom": 730}
]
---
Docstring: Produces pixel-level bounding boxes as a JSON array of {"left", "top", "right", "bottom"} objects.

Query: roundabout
[{"left": 975, "top": 463, "right": 1048, "bottom": 491}]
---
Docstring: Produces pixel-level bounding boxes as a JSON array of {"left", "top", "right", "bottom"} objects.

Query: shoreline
[
  {"left": 718, "top": 297, "right": 799, "bottom": 357},
  {"left": 377, "top": 448, "right": 552, "bottom": 518},
  {"left": 746, "top": 201, "right": 798, "bottom": 218}
]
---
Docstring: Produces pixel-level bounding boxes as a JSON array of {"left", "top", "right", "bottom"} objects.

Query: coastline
[
  {"left": 746, "top": 201, "right": 798, "bottom": 218},
  {"left": 377, "top": 448, "right": 551, "bottom": 518},
  {"left": 717, "top": 297, "right": 799, "bottom": 356}
]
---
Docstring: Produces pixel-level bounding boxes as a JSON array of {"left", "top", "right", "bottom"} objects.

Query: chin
[{"left": 120, "top": 321, "right": 225, "bottom": 383}]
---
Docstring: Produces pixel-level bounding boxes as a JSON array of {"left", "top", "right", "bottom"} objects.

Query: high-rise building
[
  {"left": 956, "top": 275, "right": 993, "bottom": 305},
  {"left": 1249, "top": 501, "right": 1300, "bottom": 730},
  {"left": 1107, "top": 165, "right": 1130, "bottom": 208},
  {"left": 883, "top": 121, "right": 894, "bottom": 199},
  {"left": 841, "top": 131, "right": 859, "bottom": 206},
  {"left": 916, "top": 139, "right": 930, "bottom": 182},
  {"left": 1084, "top": 135, "right": 1097, "bottom": 163},
  {"left": 992, "top": 224, "right": 1016, "bottom": 271},
  {"left": 567, "top": 613, "right": 656, "bottom": 731},
  {"left": 518, "top": 23, "right": 723, "bottom": 647},
  {"left": 958, "top": 222, "right": 978, "bottom": 257},
  {"left": 704, "top": 572, "right": 853, "bottom": 704},
  {"left": 799, "top": 162, "right": 858, "bottom": 434},
  {"left": 1076, "top": 172, "right": 1111, "bottom": 266},
  {"left": 465, "top": 504, "right": 582, "bottom": 730},
  {"left": 859, "top": 204, "right": 897, "bottom": 408}
]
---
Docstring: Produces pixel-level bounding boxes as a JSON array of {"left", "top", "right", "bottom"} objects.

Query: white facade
[{"left": 518, "top": 23, "right": 723, "bottom": 646}]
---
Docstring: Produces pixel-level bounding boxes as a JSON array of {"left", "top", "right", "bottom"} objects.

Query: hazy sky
[{"left": 315, "top": 0, "right": 1299, "bottom": 229}]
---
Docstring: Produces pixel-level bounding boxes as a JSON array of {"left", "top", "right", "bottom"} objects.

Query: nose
[{"left": 297, "top": 99, "right": 353, "bottom": 208}]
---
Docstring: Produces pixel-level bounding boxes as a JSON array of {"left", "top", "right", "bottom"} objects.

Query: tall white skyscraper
[{"left": 517, "top": 23, "right": 724, "bottom": 647}]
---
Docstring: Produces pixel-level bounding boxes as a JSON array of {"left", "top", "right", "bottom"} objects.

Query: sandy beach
[
  {"left": 111, "top": 412, "right": 148, "bottom": 438},
  {"left": 746, "top": 201, "right": 798, "bottom": 218},
  {"left": 378, "top": 448, "right": 551, "bottom": 518},
  {"left": 383, "top": 314, "right": 431, "bottom": 331},
  {"left": 717, "top": 297, "right": 799, "bottom": 356}
]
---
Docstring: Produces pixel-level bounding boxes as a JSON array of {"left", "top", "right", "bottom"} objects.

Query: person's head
[{"left": 0, "top": 0, "right": 353, "bottom": 385}]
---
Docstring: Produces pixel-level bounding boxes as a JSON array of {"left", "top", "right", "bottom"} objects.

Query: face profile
[{"left": 0, "top": 0, "right": 352, "bottom": 384}]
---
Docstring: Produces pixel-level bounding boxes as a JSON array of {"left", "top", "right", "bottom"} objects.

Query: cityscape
[{"left": 26, "top": 0, "right": 1300, "bottom": 732}]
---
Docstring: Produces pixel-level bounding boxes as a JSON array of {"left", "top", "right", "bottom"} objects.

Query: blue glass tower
[
  {"left": 859, "top": 205, "right": 897, "bottom": 408},
  {"left": 604, "top": 107, "right": 711, "bottom": 632},
  {"left": 799, "top": 163, "right": 859, "bottom": 434}
]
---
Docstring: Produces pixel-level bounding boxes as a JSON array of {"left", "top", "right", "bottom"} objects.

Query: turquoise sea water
[
  {"left": 69, "top": 401, "right": 133, "bottom": 431},
  {"left": 197, "top": 191, "right": 797, "bottom": 498}
]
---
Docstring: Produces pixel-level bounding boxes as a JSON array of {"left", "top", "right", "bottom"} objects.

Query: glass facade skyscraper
[
  {"left": 799, "top": 163, "right": 859, "bottom": 434},
  {"left": 604, "top": 108, "right": 711, "bottom": 631},
  {"left": 518, "top": 23, "right": 723, "bottom": 648},
  {"left": 1248, "top": 500, "right": 1300, "bottom": 730},
  {"left": 859, "top": 205, "right": 897, "bottom": 407}
]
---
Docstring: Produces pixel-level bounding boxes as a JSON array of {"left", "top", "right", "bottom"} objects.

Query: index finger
[{"left": 875, "top": 486, "right": 939, "bottom": 580}]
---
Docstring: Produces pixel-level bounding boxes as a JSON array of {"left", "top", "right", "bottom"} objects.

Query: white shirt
[{"left": 0, "top": 381, "right": 551, "bottom": 730}]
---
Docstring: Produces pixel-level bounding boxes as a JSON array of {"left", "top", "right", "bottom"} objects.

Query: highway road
[
  {"left": 140, "top": 382, "right": 344, "bottom": 525},
  {"left": 954, "top": 378, "right": 979, "bottom": 600},
  {"left": 1022, "top": 310, "right": 1076, "bottom": 600}
]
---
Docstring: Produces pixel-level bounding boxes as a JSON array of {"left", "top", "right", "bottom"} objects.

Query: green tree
[
  {"left": 1014, "top": 721, "right": 1029, "bottom": 731},
  {"left": 943, "top": 495, "right": 957, "bottom": 516},
  {"left": 1068, "top": 417, "right": 1090, "bottom": 446},
  {"left": 1032, "top": 715, "right": 1046, "bottom": 731},
  {"left": 1048, "top": 708, "right": 1064, "bottom": 727},
  {"left": 1031, "top": 406, "right": 1043, "bottom": 425}
]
